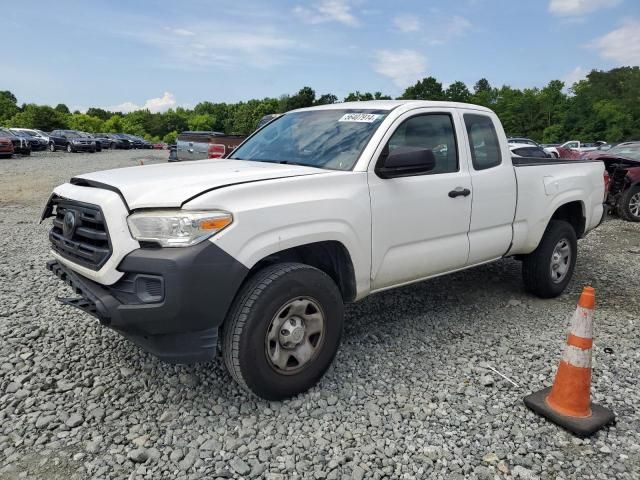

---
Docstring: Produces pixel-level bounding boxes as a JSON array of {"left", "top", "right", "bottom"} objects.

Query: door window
[
  {"left": 387, "top": 114, "right": 458, "bottom": 174},
  {"left": 464, "top": 114, "right": 502, "bottom": 170}
]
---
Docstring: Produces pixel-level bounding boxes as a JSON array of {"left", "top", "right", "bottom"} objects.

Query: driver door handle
[{"left": 448, "top": 187, "right": 471, "bottom": 198}]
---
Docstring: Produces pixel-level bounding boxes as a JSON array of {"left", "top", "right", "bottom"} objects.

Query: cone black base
[{"left": 524, "top": 387, "right": 615, "bottom": 437}]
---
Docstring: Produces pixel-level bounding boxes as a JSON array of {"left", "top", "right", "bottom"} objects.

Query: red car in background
[
  {"left": 583, "top": 142, "right": 640, "bottom": 222},
  {"left": 0, "top": 136, "right": 14, "bottom": 158}
]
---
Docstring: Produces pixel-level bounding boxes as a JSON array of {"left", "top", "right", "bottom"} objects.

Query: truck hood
[{"left": 71, "top": 159, "right": 328, "bottom": 209}]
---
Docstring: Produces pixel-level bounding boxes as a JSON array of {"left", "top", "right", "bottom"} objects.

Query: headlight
[{"left": 127, "top": 210, "right": 232, "bottom": 247}]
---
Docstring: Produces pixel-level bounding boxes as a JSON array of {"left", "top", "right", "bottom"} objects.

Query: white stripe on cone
[
  {"left": 562, "top": 344, "right": 592, "bottom": 368},
  {"left": 568, "top": 306, "right": 593, "bottom": 339}
]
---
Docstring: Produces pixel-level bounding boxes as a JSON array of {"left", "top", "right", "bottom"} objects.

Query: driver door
[{"left": 368, "top": 110, "right": 472, "bottom": 291}]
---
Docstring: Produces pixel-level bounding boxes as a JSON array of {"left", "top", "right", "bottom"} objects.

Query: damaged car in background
[{"left": 584, "top": 141, "right": 640, "bottom": 222}]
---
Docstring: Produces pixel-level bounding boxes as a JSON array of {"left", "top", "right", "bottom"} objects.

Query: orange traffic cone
[{"left": 523, "top": 286, "right": 615, "bottom": 437}]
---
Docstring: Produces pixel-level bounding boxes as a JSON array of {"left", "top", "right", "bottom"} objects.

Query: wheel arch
[
  {"left": 549, "top": 200, "right": 586, "bottom": 238},
  {"left": 244, "top": 240, "right": 357, "bottom": 303}
]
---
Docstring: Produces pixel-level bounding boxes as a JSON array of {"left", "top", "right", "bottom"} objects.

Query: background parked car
[
  {"left": 0, "top": 136, "right": 14, "bottom": 158},
  {"left": 509, "top": 142, "right": 551, "bottom": 158},
  {"left": 96, "top": 133, "right": 131, "bottom": 149},
  {"left": 111, "top": 133, "right": 136, "bottom": 149},
  {"left": 122, "top": 134, "right": 152, "bottom": 149},
  {"left": 10, "top": 129, "right": 47, "bottom": 151},
  {"left": 559, "top": 140, "right": 608, "bottom": 153},
  {"left": 49, "top": 130, "right": 96, "bottom": 153},
  {"left": 88, "top": 133, "right": 113, "bottom": 150},
  {"left": 10, "top": 128, "right": 49, "bottom": 144},
  {"left": 584, "top": 141, "right": 640, "bottom": 222},
  {"left": 175, "top": 131, "right": 246, "bottom": 161},
  {"left": 0, "top": 128, "right": 31, "bottom": 155}
]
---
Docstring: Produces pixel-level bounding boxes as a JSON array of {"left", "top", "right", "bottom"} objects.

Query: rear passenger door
[
  {"left": 461, "top": 112, "right": 517, "bottom": 264},
  {"left": 369, "top": 109, "right": 472, "bottom": 290}
]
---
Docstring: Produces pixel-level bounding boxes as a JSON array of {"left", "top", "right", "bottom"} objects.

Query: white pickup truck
[{"left": 43, "top": 101, "right": 606, "bottom": 399}]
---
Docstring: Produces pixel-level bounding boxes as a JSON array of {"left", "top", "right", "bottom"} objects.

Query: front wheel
[
  {"left": 222, "top": 263, "right": 344, "bottom": 400},
  {"left": 49, "top": 143, "right": 56, "bottom": 152},
  {"left": 66, "top": 143, "right": 73, "bottom": 153},
  {"left": 618, "top": 185, "right": 640, "bottom": 222},
  {"left": 110, "top": 142, "right": 116, "bottom": 150},
  {"left": 522, "top": 220, "right": 577, "bottom": 298}
]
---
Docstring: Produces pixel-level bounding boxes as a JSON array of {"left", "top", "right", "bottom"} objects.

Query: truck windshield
[{"left": 229, "top": 109, "right": 388, "bottom": 171}]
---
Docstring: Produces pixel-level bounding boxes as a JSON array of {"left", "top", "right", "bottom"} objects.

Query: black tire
[
  {"left": 49, "top": 143, "right": 56, "bottom": 152},
  {"left": 23, "top": 149, "right": 31, "bottom": 156},
  {"left": 617, "top": 185, "right": 640, "bottom": 222},
  {"left": 223, "top": 263, "right": 344, "bottom": 400},
  {"left": 90, "top": 148, "right": 96, "bottom": 153},
  {"left": 66, "top": 143, "right": 73, "bottom": 153},
  {"left": 522, "top": 220, "right": 577, "bottom": 298},
  {"left": 110, "top": 142, "right": 116, "bottom": 150}
]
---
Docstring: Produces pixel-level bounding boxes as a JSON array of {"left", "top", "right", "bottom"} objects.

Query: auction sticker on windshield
[{"left": 338, "top": 113, "right": 381, "bottom": 123}]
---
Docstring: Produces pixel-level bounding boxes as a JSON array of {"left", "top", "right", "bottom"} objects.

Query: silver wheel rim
[
  {"left": 550, "top": 238, "right": 571, "bottom": 283},
  {"left": 265, "top": 297, "right": 325, "bottom": 374},
  {"left": 629, "top": 192, "right": 640, "bottom": 217}
]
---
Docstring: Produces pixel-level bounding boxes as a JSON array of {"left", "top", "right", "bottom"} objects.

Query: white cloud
[
  {"left": 293, "top": 0, "right": 359, "bottom": 27},
  {"left": 170, "top": 28, "right": 196, "bottom": 36},
  {"left": 591, "top": 20, "right": 640, "bottom": 65},
  {"left": 373, "top": 49, "right": 427, "bottom": 88},
  {"left": 563, "top": 66, "right": 588, "bottom": 87},
  {"left": 110, "top": 92, "right": 177, "bottom": 113},
  {"left": 131, "top": 24, "right": 296, "bottom": 69},
  {"left": 428, "top": 15, "right": 472, "bottom": 45},
  {"left": 394, "top": 14, "right": 421, "bottom": 33},
  {"left": 548, "top": 0, "right": 620, "bottom": 16},
  {"left": 445, "top": 16, "right": 472, "bottom": 37}
]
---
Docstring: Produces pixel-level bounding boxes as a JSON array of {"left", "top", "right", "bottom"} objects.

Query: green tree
[
  {"left": 55, "top": 104, "right": 70, "bottom": 114},
  {"left": 314, "top": 94, "right": 338, "bottom": 105},
  {"left": 445, "top": 81, "right": 471, "bottom": 102},
  {"left": 188, "top": 113, "right": 216, "bottom": 131},
  {"left": 8, "top": 104, "right": 68, "bottom": 130},
  {"left": 285, "top": 87, "right": 316, "bottom": 110},
  {"left": 343, "top": 91, "right": 391, "bottom": 101},
  {"left": 163, "top": 131, "right": 178, "bottom": 144},
  {"left": 68, "top": 113, "right": 104, "bottom": 133},
  {"left": 86, "top": 108, "right": 112, "bottom": 121},
  {"left": 0, "top": 91, "right": 20, "bottom": 124},
  {"left": 103, "top": 115, "right": 124, "bottom": 132},
  {"left": 472, "top": 78, "right": 497, "bottom": 106},
  {"left": 400, "top": 77, "right": 445, "bottom": 100}
]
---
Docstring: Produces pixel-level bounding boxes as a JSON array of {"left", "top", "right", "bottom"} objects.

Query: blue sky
[{"left": 2, "top": 0, "right": 639, "bottom": 112}]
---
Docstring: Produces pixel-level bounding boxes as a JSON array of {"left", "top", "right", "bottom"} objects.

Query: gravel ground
[{"left": 1, "top": 150, "right": 639, "bottom": 480}]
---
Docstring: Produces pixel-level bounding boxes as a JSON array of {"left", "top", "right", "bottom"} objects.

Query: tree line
[{"left": 1, "top": 66, "right": 638, "bottom": 144}]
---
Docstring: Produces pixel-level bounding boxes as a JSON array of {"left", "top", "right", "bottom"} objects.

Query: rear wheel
[
  {"left": 522, "top": 220, "right": 577, "bottom": 298},
  {"left": 223, "top": 263, "right": 344, "bottom": 400},
  {"left": 110, "top": 142, "right": 116, "bottom": 150},
  {"left": 618, "top": 186, "right": 640, "bottom": 222}
]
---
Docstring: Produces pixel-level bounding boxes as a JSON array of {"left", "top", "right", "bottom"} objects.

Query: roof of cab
[{"left": 295, "top": 100, "right": 494, "bottom": 113}]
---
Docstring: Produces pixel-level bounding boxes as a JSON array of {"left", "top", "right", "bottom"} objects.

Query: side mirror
[{"left": 376, "top": 145, "right": 437, "bottom": 179}]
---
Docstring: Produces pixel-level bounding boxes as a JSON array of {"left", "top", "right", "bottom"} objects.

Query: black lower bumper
[{"left": 47, "top": 241, "right": 249, "bottom": 363}]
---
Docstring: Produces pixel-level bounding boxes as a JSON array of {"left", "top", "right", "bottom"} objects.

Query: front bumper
[
  {"left": 47, "top": 241, "right": 249, "bottom": 363},
  {"left": 71, "top": 143, "right": 95, "bottom": 151}
]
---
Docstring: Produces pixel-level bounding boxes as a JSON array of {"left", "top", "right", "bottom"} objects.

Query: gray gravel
[{"left": 1, "top": 150, "right": 639, "bottom": 479}]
